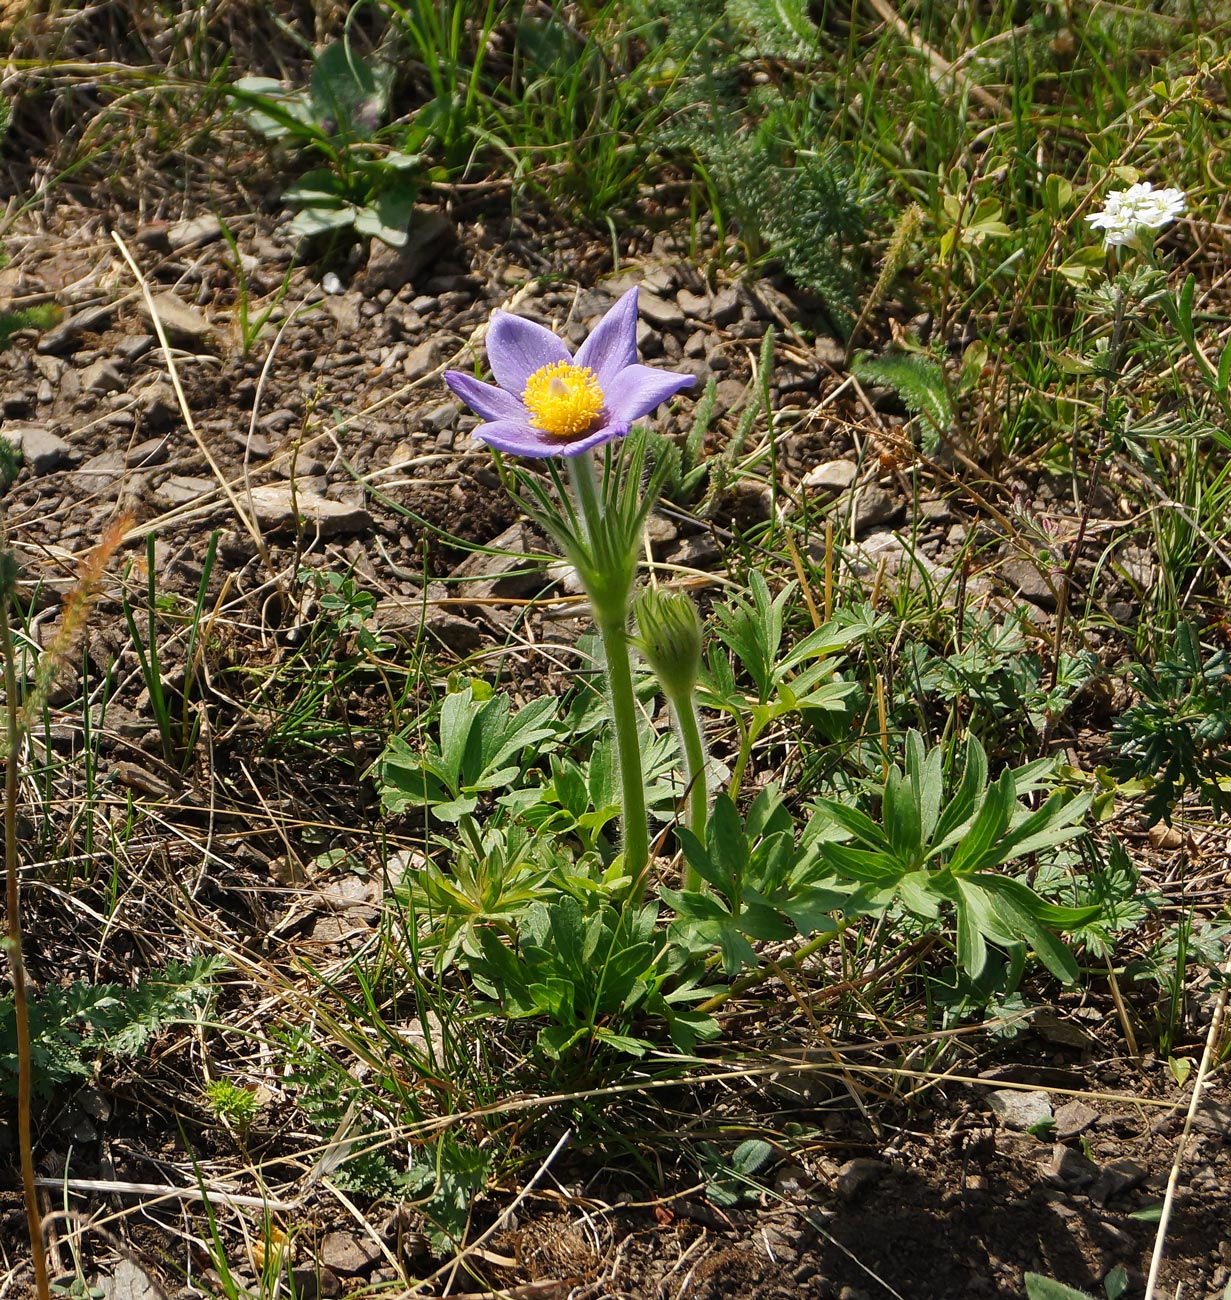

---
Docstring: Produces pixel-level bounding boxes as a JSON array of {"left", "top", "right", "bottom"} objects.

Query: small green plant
[
  {"left": 811, "top": 732, "right": 1097, "bottom": 984},
  {"left": 1110, "top": 620, "right": 1231, "bottom": 825},
  {"left": 203, "top": 1078, "right": 261, "bottom": 1136},
  {"left": 0, "top": 956, "right": 226, "bottom": 1099},
  {"left": 234, "top": 41, "right": 425, "bottom": 248}
]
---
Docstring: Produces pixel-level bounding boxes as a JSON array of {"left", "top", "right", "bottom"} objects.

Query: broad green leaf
[
  {"left": 883, "top": 763, "right": 922, "bottom": 864},
  {"left": 1024, "top": 1274, "right": 1097, "bottom": 1300},
  {"left": 288, "top": 203, "right": 357, "bottom": 238},
  {"left": 947, "top": 769, "right": 1014, "bottom": 875},
  {"left": 707, "top": 794, "right": 750, "bottom": 892},
  {"left": 932, "top": 735, "right": 988, "bottom": 849},
  {"left": 897, "top": 870, "right": 941, "bottom": 919}
]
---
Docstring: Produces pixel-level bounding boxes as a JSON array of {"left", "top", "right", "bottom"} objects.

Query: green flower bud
[{"left": 634, "top": 586, "right": 703, "bottom": 701}]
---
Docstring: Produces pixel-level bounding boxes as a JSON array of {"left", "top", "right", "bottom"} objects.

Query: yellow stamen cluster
[{"left": 522, "top": 361, "right": 605, "bottom": 439}]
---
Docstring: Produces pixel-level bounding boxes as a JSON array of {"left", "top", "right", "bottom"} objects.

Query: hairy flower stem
[
  {"left": 567, "top": 454, "right": 650, "bottom": 902},
  {"left": 0, "top": 594, "right": 51, "bottom": 1300},
  {"left": 667, "top": 693, "right": 708, "bottom": 891}
]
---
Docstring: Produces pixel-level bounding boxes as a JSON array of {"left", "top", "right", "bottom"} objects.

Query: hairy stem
[
  {"left": 567, "top": 454, "right": 649, "bottom": 901},
  {"left": 0, "top": 594, "right": 50, "bottom": 1300},
  {"left": 668, "top": 692, "right": 708, "bottom": 889}
]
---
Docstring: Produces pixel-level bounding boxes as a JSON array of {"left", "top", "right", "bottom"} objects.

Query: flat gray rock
[
  {"left": 247, "top": 484, "right": 372, "bottom": 537},
  {"left": 988, "top": 1088, "right": 1052, "bottom": 1131},
  {"left": 1, "top": 422, "right": 74, "bottom": 472},
  {"left": 140, "top": 291, "right": 216, "bottom": 348},
  {"left": 1053, "top": 1099, "right": 1100, "bottom": 1140},
  {"left": 154, "top": 475, "right": 216, "bottom": 509},
  {"left": 36, "top": 302, "right": 114, "bottom": 355},
  {"left": 802, "top": 459, "right": 858, "bottom": 495},
  {"left": 167, "top": 213, "right": 223, "bottom": 250}
]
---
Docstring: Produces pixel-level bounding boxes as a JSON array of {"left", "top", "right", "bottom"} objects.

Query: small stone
[
  {"left": 420, "top": 401, "right": 459, "bottom": 434},
  {"left": 1191, "top": 1097, "right": 1231, "bottom": 1138},
  {"left": 850, "top": 484, "right": 902, "bottom": 536},
  {"left": 835, "top": 1157, "right": 888, "bottom": 1202},
  {"left": 1053, "top": 1100, "right": 1100, "bottom": 1140},
  {"left": 1089, "top": 1158, "right": 1147, "bottom": 1206},
  {"left": 449, "top": 521, "right": 548, "bottom": 601},
  {"left": 153, "top": 476, "right": 216, "bottom": 509},
  {"left": 636, "top": 317, "right": 661, "bottom": 357},
  {"left": 72, "top": 449, "right": 128, "bottom": 488},
  {"left": 96, "top": 1257, "right": 166, "bottom": 1300},
  {"left": 125, "top": 438, "right": 170, "bottom": 468},
  {"left": 289, "top": 1266, "right": 341, "bottom": 1300},
  {"left": 710, "top": 286, "right": 741, "bottom": 327},
  {"left": 815, "top": 336, "right": 846, "bottom": 368},
  {"left": 423, "top": 605, "right": 483, "bottom": 654},
  {"left": 1047, "top": 1143, "right": 1099, "bottom": 1189},
  {"left": 318, "top": 1229, "right": 381, "bottom": 1276},
  {"left": 167, "top": 214, "right": 223, "bottom": 250},
  {"left": 358, "top": 208, "right": 453, "bottom": 293},
  {"left": 139, "top": 292, "right": 216, "bottom": 348},
  {"left": 247, "top": 485, "right": 371, "bottom": 538},
  {"left": 136, "top": 380, "right": 180, "bottom": 428},
  {"left": 37, "top": 303, "right": 114, "bottom": 355},
  {"left": 988, "top": 1088, "right": 1052, "bottom": 1131},
  {"left": 802, "top": 460, "right": 858, "bottom": 495},
  {"left": 684, "top": 330, "right": 707, "bottom": 358},
  {"left": 677, "top": 288, "right": 709, "bottom": 318},
  {"left": 0, "top": 423, "right": 74, "bottom": 472},
  {"left": 117, "top": 335, "right": 155, "bottom": 363},
  {"left": 638, "top": 291, "right": 685, "bottom": 332},
  {"left": 403, "top": 338, "right": 443, "bottom": 382},
  {"left": 999, "top": 557, "right": 1058, "bottom": 609},
  {"left": 80, "top": 359, "right": 125, "bottom": 393}
]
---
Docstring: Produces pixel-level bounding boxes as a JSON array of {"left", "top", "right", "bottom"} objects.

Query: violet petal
[
  {"left": 603, "top": 364, "right": 696, "bottom": 425},
  {"left": 444, "top": 370, "right": 528, "bottom": 423},
  {"left": 485, "top": 312, "right": 572, "bottom": 395},
  {"left": 575, "top": 287, "right": 639, "bottom": 388},
  {"left": 471, "top": 417, "right": 625, "bottom": 459}
]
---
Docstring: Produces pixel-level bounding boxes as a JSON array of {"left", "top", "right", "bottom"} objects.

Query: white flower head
[{"left": 1086, "top": 182, "right": 1187, "bottom": 249}]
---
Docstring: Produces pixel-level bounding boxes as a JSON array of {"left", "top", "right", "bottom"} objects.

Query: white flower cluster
[{"left": 1086, "top": 182, "right": 1187, "bottom": 249}]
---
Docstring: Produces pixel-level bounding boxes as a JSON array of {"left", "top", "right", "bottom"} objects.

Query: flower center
[{"left": 522, "top": 361, "right": 605, "bottom": 439}]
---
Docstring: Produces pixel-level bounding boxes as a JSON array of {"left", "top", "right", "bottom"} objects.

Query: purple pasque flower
[{"left": 444, "top": 288, "right": 695, "bottom": 458}]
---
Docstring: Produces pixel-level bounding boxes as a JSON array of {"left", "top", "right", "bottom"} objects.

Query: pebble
[
  {"left": 638, "top": 291, "right": 685, "bottom": 331},
  {"left": 246, "top": 484, "right": 372, "bottom": 538},
  {"left": 988, "top": 1088, "right": 1052, "bottom": 1131},
  {"left": 999, "top": 556, "right": 1058, "bottom": 609},
  {"left": 153, "top": 475, "right": 216, "bottom": 509},
  {"left": 835, "top": 1157, "right": 889, "bottom": 1202},
  {"left": 139, "top": 291, "right": 216, "bottom": 348},
  {"left": 36, "top": 302, "right": 115, "bottom": 355},
  {"left": 117, "top": 335, "right": 156, "bottom": 363},
  {"left": 711, "top": 286, "right": 741, "bottom": 327},
  {"left": 1053, "top": 1100, "right": 1100, "bottom": 1140},
  {"left": 846, "top": 484, "right": 903, "bottom": 535},
  {"left": 80, "top": 359, "right": 125, "bottom": 393},
  {"left": 403, "top": 338, "right": 443, "bottom": 382},
  {"left": 802, "top": 459, "right": 858, "bottom": 495},
  {"left": 167, "top": 214, "right": 223, "bottom": 250},
  {"left": 1089, "top": 1158, "right": 1146, "bottom": 1206},
  {"left": 1, "top": 422, "right": 75, "bottom": 472},
  {"left": 1047, "top": 1143, "right": 1098, "bottom": 1189},
  {"left": 124, "top": 437, "right": 170, "bottom": 468}
]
